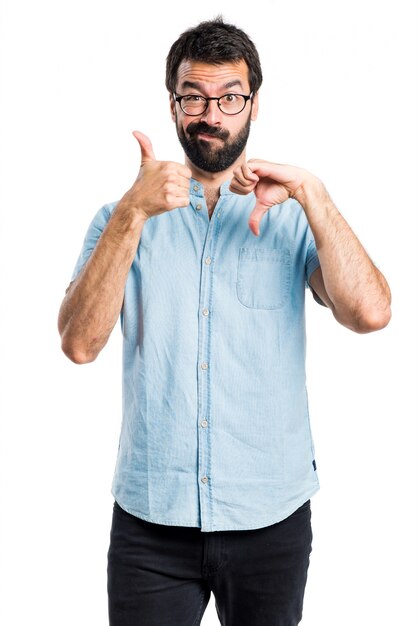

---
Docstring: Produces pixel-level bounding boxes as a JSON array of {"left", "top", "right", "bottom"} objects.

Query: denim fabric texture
[
  {"left": 107, "top": 498, "right": 313, "bottom": 626},
  {"left": 71, "top": 177, "right": 323, "bottom": 532}
]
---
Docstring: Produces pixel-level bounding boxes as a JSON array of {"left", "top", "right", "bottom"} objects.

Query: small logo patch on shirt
[{"left": 312, "top": 460, "right": 317, "bottom": 471}]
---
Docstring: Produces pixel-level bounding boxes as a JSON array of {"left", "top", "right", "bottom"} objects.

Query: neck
[{"left": 185, "top": 150, "right": 247, "bottom": 191}]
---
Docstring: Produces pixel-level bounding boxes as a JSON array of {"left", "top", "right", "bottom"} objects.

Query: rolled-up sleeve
[
  {"left": 70, "top": 204, "right": 113, "bottom": 282},
  {"left": 305, "top": 230, "right": 327, "bottom": 307}
]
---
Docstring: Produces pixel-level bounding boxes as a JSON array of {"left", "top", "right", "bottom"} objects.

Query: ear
[
  {"left": 169, "top": 93, "right": 176, "bottom": 122},
  {"left": 250, "top": 91, "right": 259, "bottom": 121}
]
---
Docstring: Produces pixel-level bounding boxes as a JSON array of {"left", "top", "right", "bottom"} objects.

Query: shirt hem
[
  {"left": 111, "top": 494, "right": 201, "bottom": 528},
  {"left": 203, "top": 484, "right": 320, "bottom": 532},
  {"left": 111, "top": 483, "right": 320, "bottom": 532}
]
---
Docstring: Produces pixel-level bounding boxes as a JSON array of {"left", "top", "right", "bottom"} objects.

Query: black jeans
[{"left": 107, "top": 499, "right": 313, "bottom": 626}]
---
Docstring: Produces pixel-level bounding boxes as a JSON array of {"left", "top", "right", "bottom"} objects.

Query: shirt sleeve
[
  {"left": 70, "top": 204, "right": 113, "bottom": 282},
  {"left": 305, "top": 228, "right": 327, "bottom": 307}
]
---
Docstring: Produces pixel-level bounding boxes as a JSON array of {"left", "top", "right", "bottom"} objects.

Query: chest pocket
[{"left": 236, "top": 246, "right": 291, "bottom": 309}]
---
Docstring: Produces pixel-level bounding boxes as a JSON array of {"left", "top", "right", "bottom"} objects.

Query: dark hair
[{"left": 165, "top": 15, "right": 263, "bottom": 95}]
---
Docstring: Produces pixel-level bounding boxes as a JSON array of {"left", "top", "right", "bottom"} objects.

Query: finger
[
  {"left": 168, "top": 180, "right": 191, "bottom": 199},
  {"left": 168, "top": 163, "right": 192, "bottom": 181},
  {"left": 170, "top": 192, "right": 190, "bottom": 210},
  {"left": 229, "top": 178, "right": 257, "bottom": 195},
  {"left": 179, "top": 196, "right": 191, "bottom": 206},
  {"left": 171, "top": 175, "right": 191, "bottom": 191},
  {"left": 179, "top": 165, "right": 192, "bottom": 179},
  {"left": 242, "top": 162, "right": 259, "bottom": 183},
  {"left": 175, "top": 197, "right": 191, "bottom": 209},
  {"left": 160, "top": 177, "right": 190, "bottom": 203},
  {"left": 175, "top": 182, "right": 191, "bottom": 196},
  {"left": 247, "top": 159, "right": 293, "bottom": 183},
  {"left": 232, "top": 165, "right": 257, "bottom": 188},
  {"left": 132, "top": 130, "right": 156, "bottom": 164},
  {"left": 231, "top": 166, "right": 248, "bottom": 187},
  {"left": 248, "top": 202, "right": 270, "bottom": 237}
]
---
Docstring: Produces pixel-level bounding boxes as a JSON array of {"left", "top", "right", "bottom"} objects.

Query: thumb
[
  {"left": 132, "top": 130, "right": 156, "bottom": 164},
  {"left": 248, "top": 200, "right": 270, "bottom": 237}
]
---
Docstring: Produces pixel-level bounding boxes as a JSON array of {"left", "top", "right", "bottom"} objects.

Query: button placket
[{"left": 196, "top": 193, "right": 224, "bottom": 529}]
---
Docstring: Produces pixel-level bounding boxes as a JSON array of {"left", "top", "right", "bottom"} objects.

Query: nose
[{"left": 199, "top": 99, "right": 223, "bottom": 126}]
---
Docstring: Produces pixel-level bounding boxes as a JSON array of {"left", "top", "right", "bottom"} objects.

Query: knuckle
[
  {"left": 164, "top": 162, "right": 176, "bottom": 173},
  {"left": 166, "top": 173, "right": 177, "bottom": 184}
]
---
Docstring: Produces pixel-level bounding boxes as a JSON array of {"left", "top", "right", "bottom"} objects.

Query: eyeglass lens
[{"left": 181, "top": 94, "right": 247, "bottom": 115}]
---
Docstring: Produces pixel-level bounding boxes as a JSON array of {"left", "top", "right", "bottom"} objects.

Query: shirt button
[
  {"left": 202, "top": 308, "right": 209, "bottom": 316},
  {"left": 204, "top": 256, "right": 211, "bottom": 265},
  {"left": 201, "top": 362, "right": 208, "bottom": 370},
  {"left": 196, "top": 203, "right": 202, "bottom": 211},
  {"left": 193, "top": 185, "right": 199, "bottom": 192},
  {"left": 201, "top": 476, "right": 209, "bottom": 484},
  {"left": 201, "top": 420, "right": 208, "bottom": 428}
]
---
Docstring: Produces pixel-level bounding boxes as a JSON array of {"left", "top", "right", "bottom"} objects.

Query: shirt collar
[{"left": 189, "top": 177, "right": 234, "bottom": 197}]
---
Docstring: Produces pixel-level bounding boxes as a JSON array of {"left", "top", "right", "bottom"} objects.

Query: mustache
[{"left": 186, "top": 121, "right": 229, "bottom": 141}]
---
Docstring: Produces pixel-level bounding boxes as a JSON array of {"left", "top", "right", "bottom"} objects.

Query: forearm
[
  {"left": 296, "top": 179, "right": 392, "bottom": 331},
  {"left": 58, "top": 201, "right": 148, "bottom": 363}
]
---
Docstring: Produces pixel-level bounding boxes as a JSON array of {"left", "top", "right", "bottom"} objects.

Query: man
[{"left": 58, "top": 16, "right": 391, "bottom": 626}]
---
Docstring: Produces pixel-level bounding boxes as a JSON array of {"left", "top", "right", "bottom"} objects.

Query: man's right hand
[
  {"left": 121, "top": 131, "right": 192, "bottom": 220},
  {"left": 59, "top": 130, "right": 193, "bottom": 364}
]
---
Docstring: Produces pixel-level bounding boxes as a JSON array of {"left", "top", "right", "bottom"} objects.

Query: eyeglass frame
[{"left": 173, "top": 91, "right": 254, "bottom": 116}]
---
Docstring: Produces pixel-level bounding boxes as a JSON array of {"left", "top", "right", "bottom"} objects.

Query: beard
[{"left": 175, "top": 112, "right": 252, "bottom": 173}]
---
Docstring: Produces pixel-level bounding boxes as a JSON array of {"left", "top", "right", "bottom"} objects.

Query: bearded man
[{"left": 58, "top": 16, "right": 391, "bottom": 626}]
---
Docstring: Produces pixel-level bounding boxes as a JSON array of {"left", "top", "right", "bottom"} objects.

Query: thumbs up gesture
[
  {"left": 229, "top": 159, "right": 319, "bottom": 236},
  {"left": 122, "top": 131, "right": 192, "bottom": 220}
]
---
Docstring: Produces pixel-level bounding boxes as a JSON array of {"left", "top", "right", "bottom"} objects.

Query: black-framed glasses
[{"left": 173, "top": 92, "right": 253, "bottom": 116}]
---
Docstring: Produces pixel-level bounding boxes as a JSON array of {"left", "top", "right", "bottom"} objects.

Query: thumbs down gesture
[{"left": 229, "top": 159, "right": 320, "bottom": 237}]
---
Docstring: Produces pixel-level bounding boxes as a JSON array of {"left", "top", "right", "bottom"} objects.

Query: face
[{"left": 170, "top": 59, "right": 259, "bottom": 173}]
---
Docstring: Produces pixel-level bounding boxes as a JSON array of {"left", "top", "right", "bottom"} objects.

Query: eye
[
  {"left": 183, "top": 94, "right": 205, "bottom": 102},
  {"left": 222, "top": 94, "right": 238, "bottom": 103}
]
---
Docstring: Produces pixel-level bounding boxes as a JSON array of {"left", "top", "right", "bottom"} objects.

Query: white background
[{"left": 0, "top": 0, "right": 417, "bottom": 624}]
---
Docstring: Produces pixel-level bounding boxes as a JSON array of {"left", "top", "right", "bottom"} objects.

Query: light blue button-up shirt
[{"left": 70, "top": 177, "right": 325, "bottom": 532}]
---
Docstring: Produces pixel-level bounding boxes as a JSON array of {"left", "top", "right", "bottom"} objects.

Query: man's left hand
[{"left": 229, "top": 159, "right": 319, "bottom": 236}]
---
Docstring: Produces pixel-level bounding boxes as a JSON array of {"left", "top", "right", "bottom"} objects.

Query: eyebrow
[{"left": 179, "top": 79, "right": 244, "bottom": 92}]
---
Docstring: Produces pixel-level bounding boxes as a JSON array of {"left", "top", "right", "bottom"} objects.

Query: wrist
[
  {"left": 292, "top": 176, "right": 339, "bottom": 235},
  {"left": 115, "top": 196, "right": 149, "bottom": 230},
  {"left": 117, "top": 190, "right": 150, "bottom": 224},
  {"left": 292, "top": 175, "right": 328, "bottom": 207}
]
